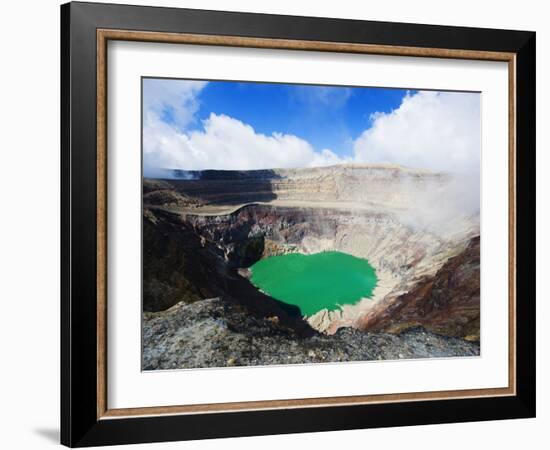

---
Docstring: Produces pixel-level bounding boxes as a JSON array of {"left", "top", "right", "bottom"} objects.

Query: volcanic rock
[
  {"left": 143, "top": 163, "right": 480, "bottom": 339},
  {"left": 142, "top": 297, "right": 480, "bottom": 370}
]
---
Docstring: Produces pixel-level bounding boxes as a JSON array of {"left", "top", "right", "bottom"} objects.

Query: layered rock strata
[{"left": 143, "top": 163, "right": 480, "bottom": 347}]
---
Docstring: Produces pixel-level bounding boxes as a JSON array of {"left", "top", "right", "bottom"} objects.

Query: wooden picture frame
[{"left": 61, "top": 1, "right": 535, "bottom": 447}]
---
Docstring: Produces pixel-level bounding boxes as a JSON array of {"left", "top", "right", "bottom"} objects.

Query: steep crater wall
[{"left": 143, "top": 164, "right": 480, "bottom": 338}]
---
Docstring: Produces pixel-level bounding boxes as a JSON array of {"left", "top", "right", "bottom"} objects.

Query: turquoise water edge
[{"left": 250, "top": 251, "right": 378, "bottom": 316}]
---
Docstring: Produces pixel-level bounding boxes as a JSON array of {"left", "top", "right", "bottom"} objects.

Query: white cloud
[
  {"left": 143, "top": 83, "right": 480, "bottom": 178},
  {"left": 143, "top": 80, "right": 343, "bottom": 175},
  {"left": 353, "top": 91, "right": 480, "bottom": 174},
  {"left": 352, "top": 91, "right": 481, "bottom": 229},
  {"left": 144, "top": 112, "right": 342, "bottom": 175},
  {"left": 142, "top": 78, "right": 207, "bottom": 131}
]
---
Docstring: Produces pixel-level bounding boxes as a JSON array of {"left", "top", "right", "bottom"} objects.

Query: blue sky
[
  {"left": 181, "top": 81, "right": 411, "bottom": 159},
  {"left": 143, "top": 78, "right": 480, "bottom": 175}
]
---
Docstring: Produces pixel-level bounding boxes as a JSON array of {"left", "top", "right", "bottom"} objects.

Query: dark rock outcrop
[
  {"left": 142, "top": 297, "right": 480, "bottom": 370},
  {"left": 142, "top": 208, "right": 227, "bottom": 311},
  {"left": 358, "top": 236, "right": 480, "bottom": 340}
]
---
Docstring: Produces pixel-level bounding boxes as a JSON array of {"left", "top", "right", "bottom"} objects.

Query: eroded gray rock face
[{"left": 142, "top": 297, "right": 480, "bottom": 370}]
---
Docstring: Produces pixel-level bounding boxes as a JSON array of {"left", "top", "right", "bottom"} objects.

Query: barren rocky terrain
[
  {"left": 142, "top": 164, "right": 480, "bottom": 369},
  {"left": 143, "top": 297, "right": 479, "bottom": 370}
]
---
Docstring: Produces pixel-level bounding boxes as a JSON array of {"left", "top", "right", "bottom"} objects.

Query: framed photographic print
[{"left": 60, "top": 1, "right": 536, "bottom": 447}]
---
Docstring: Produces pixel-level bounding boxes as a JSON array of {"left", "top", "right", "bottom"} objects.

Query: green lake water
[{"left": 250, "top": 251, "right": 378, "bottom": 316}]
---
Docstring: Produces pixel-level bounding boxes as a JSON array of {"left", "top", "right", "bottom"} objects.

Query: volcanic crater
[{"left": 142, "top": 164, "right": 480, "bottom": 369}]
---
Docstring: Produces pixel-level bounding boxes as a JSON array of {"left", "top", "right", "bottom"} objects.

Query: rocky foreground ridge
[
  {"left": 143, "top": 164, "right": 480, "bottom": 368},
  {"left": 143, "top": 297, "right": 479, "bottom": 370}
]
